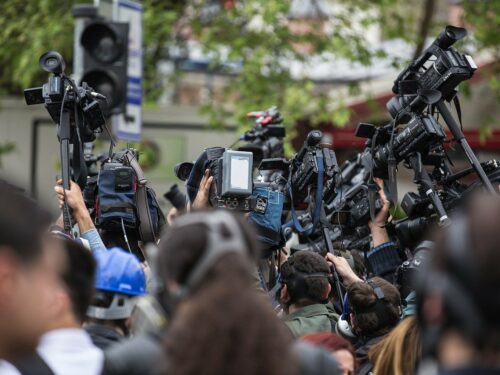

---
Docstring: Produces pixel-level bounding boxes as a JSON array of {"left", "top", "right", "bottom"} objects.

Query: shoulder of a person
[{"left": 292, "top": 341, "right": 341, "bottom": 375}]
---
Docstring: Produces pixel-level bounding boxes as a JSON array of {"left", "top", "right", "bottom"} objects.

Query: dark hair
[
  {"left": 348, "top": 277, "right": 400, "bottom": 337},
  {"left": 280, "top": 251, "right": 331, "bottom": 306},
  {"left": 0, "top": 180, "right": 52, "bottom": 264},
  {"left": 58, "top": 237, "right": 96, "bottom": 322},
  {"left": 159, "top": 211, "right": 296, "bottom": 375}
]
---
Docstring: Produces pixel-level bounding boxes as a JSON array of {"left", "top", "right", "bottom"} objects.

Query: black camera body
[
  {"left": 24, "top": 52, "right": 105, "bottom": 143},
  {"left": 371, "top": 114, "right": 446, "bottom": 178},
  {"left": 290, "top": 130, "right": 338, "bottom": 205},
  {"left": 238, "top": 106, "right": 286, "bottom": 165},
  {"left": 388, "top": 26, "right": 476, "bottom": 119}
]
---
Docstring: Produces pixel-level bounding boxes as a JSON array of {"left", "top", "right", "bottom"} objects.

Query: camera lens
[{"left": 46, "top": 58, "right": 58, "bottom": 68}]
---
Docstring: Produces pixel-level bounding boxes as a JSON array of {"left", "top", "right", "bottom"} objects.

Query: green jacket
[{"left": 284, "top": 303, "right": 339, "bottom": 338}]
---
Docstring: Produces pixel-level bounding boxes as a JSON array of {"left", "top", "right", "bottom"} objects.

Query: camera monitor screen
[
  {"left": 230, "top": 157, "right": 250, "bottom": 190},
  {"left": 222, "top": 150, "right": 253, "bottom": 196}
]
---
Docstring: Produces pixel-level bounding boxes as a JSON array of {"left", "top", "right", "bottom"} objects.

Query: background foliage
[{"left": 0, "top": 0, "right": 498, "bottom": 145}]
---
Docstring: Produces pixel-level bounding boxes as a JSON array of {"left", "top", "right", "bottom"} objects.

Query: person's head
[
  {"left": 418, "top": 194, "right": 500, "bottom": 367},
  {"left": 86, "top": 247, "right": 146, "bottom": 335},
  {"left": 301, "top": 332, "right": 356, "bottom": 375},
  {"left": 0, "top": 181, "right": 59, "bottom": 360},
  {"left": 347, "top": 277, "right": 401, "bottom": 339},
  {"left": 159, "top": 210, "right": 296, "bottom": 375},
  {"left": 47, "top": 232, "right": 96, "bottom": 328},
  {"left": 279, "top": 251, "right": 332, "bottom": 311},
  {"left": 369, "top": 316, "right": 421, "bottom": 375}
]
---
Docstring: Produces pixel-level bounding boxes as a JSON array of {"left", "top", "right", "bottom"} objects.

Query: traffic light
[{"left": 80, "top": 20, "right": 129, "bottom": 117}]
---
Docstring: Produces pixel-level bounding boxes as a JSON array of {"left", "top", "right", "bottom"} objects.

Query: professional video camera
[
  {"left": 324, "top": 26, "right": 499, "bottom": 252},
  {"left": 289, "top": 130, "right": 338, "bottom": 205},
  {"left": 387, "top": 25, "right": 476, "bottom": 119},
  {"left": 24, "top": 51, "right": 106, "bottom": 234},
  {"left": 204, "top": 147, "right": 259, "bottom": 211},
  {"left": 24, "top": 52, "right": 106, "bottom": 140},
  {"left": 237, "top": 106, "right": 286, "bottom": 164}
]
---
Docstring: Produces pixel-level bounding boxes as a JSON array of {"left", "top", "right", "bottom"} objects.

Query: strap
[
  {"left": 453, "top": 95, "right": 463, "bottom": 130},
  {"left": 286, "top": 152, "right": 324, "bottom": 236},
  {"left": 123, "top": 150, "right": 156, "bottom": 246},
  {"left": 10, "top": 352, "right": 55, "bottom": 375}
]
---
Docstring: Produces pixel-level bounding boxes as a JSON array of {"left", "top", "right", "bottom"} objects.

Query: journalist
[
  {"left": 345, "top": 277, "right": 401, "bottom": 374},
  {"left": 279, "top": 251, "right": 339, "bottom": 338},
  {"left": 418, "top": 194, "right": 500, "bottom": 374},
  {"left": 159, "top": 210, "right": 341, "bottom": 375},
  {"left": 0, "top": 180, "right": 60, "bottom": 373},
  {"left": 6, "top": 232, "right": 103, "bottom": 375},
  {"left": 85, "top": 247, "right": 146, "bottom": 350}
]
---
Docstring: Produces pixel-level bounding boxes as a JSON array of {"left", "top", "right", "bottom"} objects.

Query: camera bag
[{"left": 95, "top": 149, "right": 165, "bottom": 245}]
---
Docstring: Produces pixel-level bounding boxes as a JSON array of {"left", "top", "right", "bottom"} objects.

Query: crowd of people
[{"left": 0, "top": 169, "right": 499, "bottom": 375}]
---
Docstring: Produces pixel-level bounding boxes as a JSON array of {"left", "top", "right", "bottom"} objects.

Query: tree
[{"left": 0, "top": 0, "right": 498, "bottom": 150}]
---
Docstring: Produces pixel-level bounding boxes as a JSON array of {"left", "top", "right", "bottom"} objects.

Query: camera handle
[
  {"left": 319, "top": 204, "right": 345, "bottom": 307},
  {"left": 436, "top": 100, "right": 496, "bottom": 194},
  {"left": 408, "top": 152, "right": 450, "bottom": 226},
  {"left": 58, "top": 102, "right": 73, "bottom": 235}
]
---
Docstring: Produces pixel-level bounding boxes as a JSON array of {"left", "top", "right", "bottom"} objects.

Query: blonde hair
[{"left": 369, "top": 316, "right": 421, "bottom": 375}]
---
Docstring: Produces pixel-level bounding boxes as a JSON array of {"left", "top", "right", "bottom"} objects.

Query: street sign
[{"left": 114, "top": 0, "right": 143, "bottom": 141}]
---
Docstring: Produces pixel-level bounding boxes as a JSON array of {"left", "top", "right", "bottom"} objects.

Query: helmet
[
  {"left": 87, "top": 247, "right": 146, "bottom": 320},
  {"left": 94, "top": 247, "right": 146, "bottom": 296}
]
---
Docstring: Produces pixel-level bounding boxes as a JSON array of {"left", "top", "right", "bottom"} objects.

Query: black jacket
[
  {"left": 354, "top": 335, "right": 385, "bottom": 375},
  {"left": 85, "top": 324, "right": 123, "bottom": 350}
]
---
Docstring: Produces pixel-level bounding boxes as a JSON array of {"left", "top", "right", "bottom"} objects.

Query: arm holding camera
[
  {"left": 366, "top": 178, "right": 402, "bottom": 282},
  {"left": 367, "top": 178, "right": 391, "bottom": 247},
  {"left": 54, "top": 179, "right": 106, "bottom": 253}
]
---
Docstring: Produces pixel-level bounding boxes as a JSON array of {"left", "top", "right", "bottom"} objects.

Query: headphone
[
  {"left": 278, "top": 252, "right": 332, "bottom": 307},
  {"left": 165, "top": 210, "right": 250, "bottom": 298},
  {"left": 336, "top": 293, "right": 357, "bottom": 340},
  {"left": 336, "top": 278, "right": 399, "bottom": 341}
]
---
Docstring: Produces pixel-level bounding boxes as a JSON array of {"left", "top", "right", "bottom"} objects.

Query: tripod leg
[
  {"left": 436, "top": 100, "right": 496, "bottom": 194},
  {"left": 408, "top": 153, "right": 450, "bottom": 226}
]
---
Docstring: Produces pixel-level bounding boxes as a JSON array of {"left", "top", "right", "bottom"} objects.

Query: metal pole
[{"left": 436, "top": 100, "right": 496, "bottom": 194}]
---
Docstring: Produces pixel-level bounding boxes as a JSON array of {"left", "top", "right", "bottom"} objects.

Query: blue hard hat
[{"left": 94, "top": 247, "right": 146, "bottom": 296}]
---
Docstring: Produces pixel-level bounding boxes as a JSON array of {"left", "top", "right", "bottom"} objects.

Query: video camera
[
  {"left": 24, "top": 51, "right": 106, "bottom": 141},
  {"left": 237, "top": 106, "right": 286, "bottom": 164},
  {"left": 387, "top": 25, "right": 477, "bottom": 119},
  {"left": 204, "top": 147, "right": 259, "bottom": 211},
  {"left": 24, "top": 51, "right": 107, "bottom": 234},
  {"left": 289, "top": 130, "right": 338, "bottom": 206}
]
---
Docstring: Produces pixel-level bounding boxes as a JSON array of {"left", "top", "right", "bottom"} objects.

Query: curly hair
[{"left": 159, "top": 211, "right": 296, "bottom": 375}]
